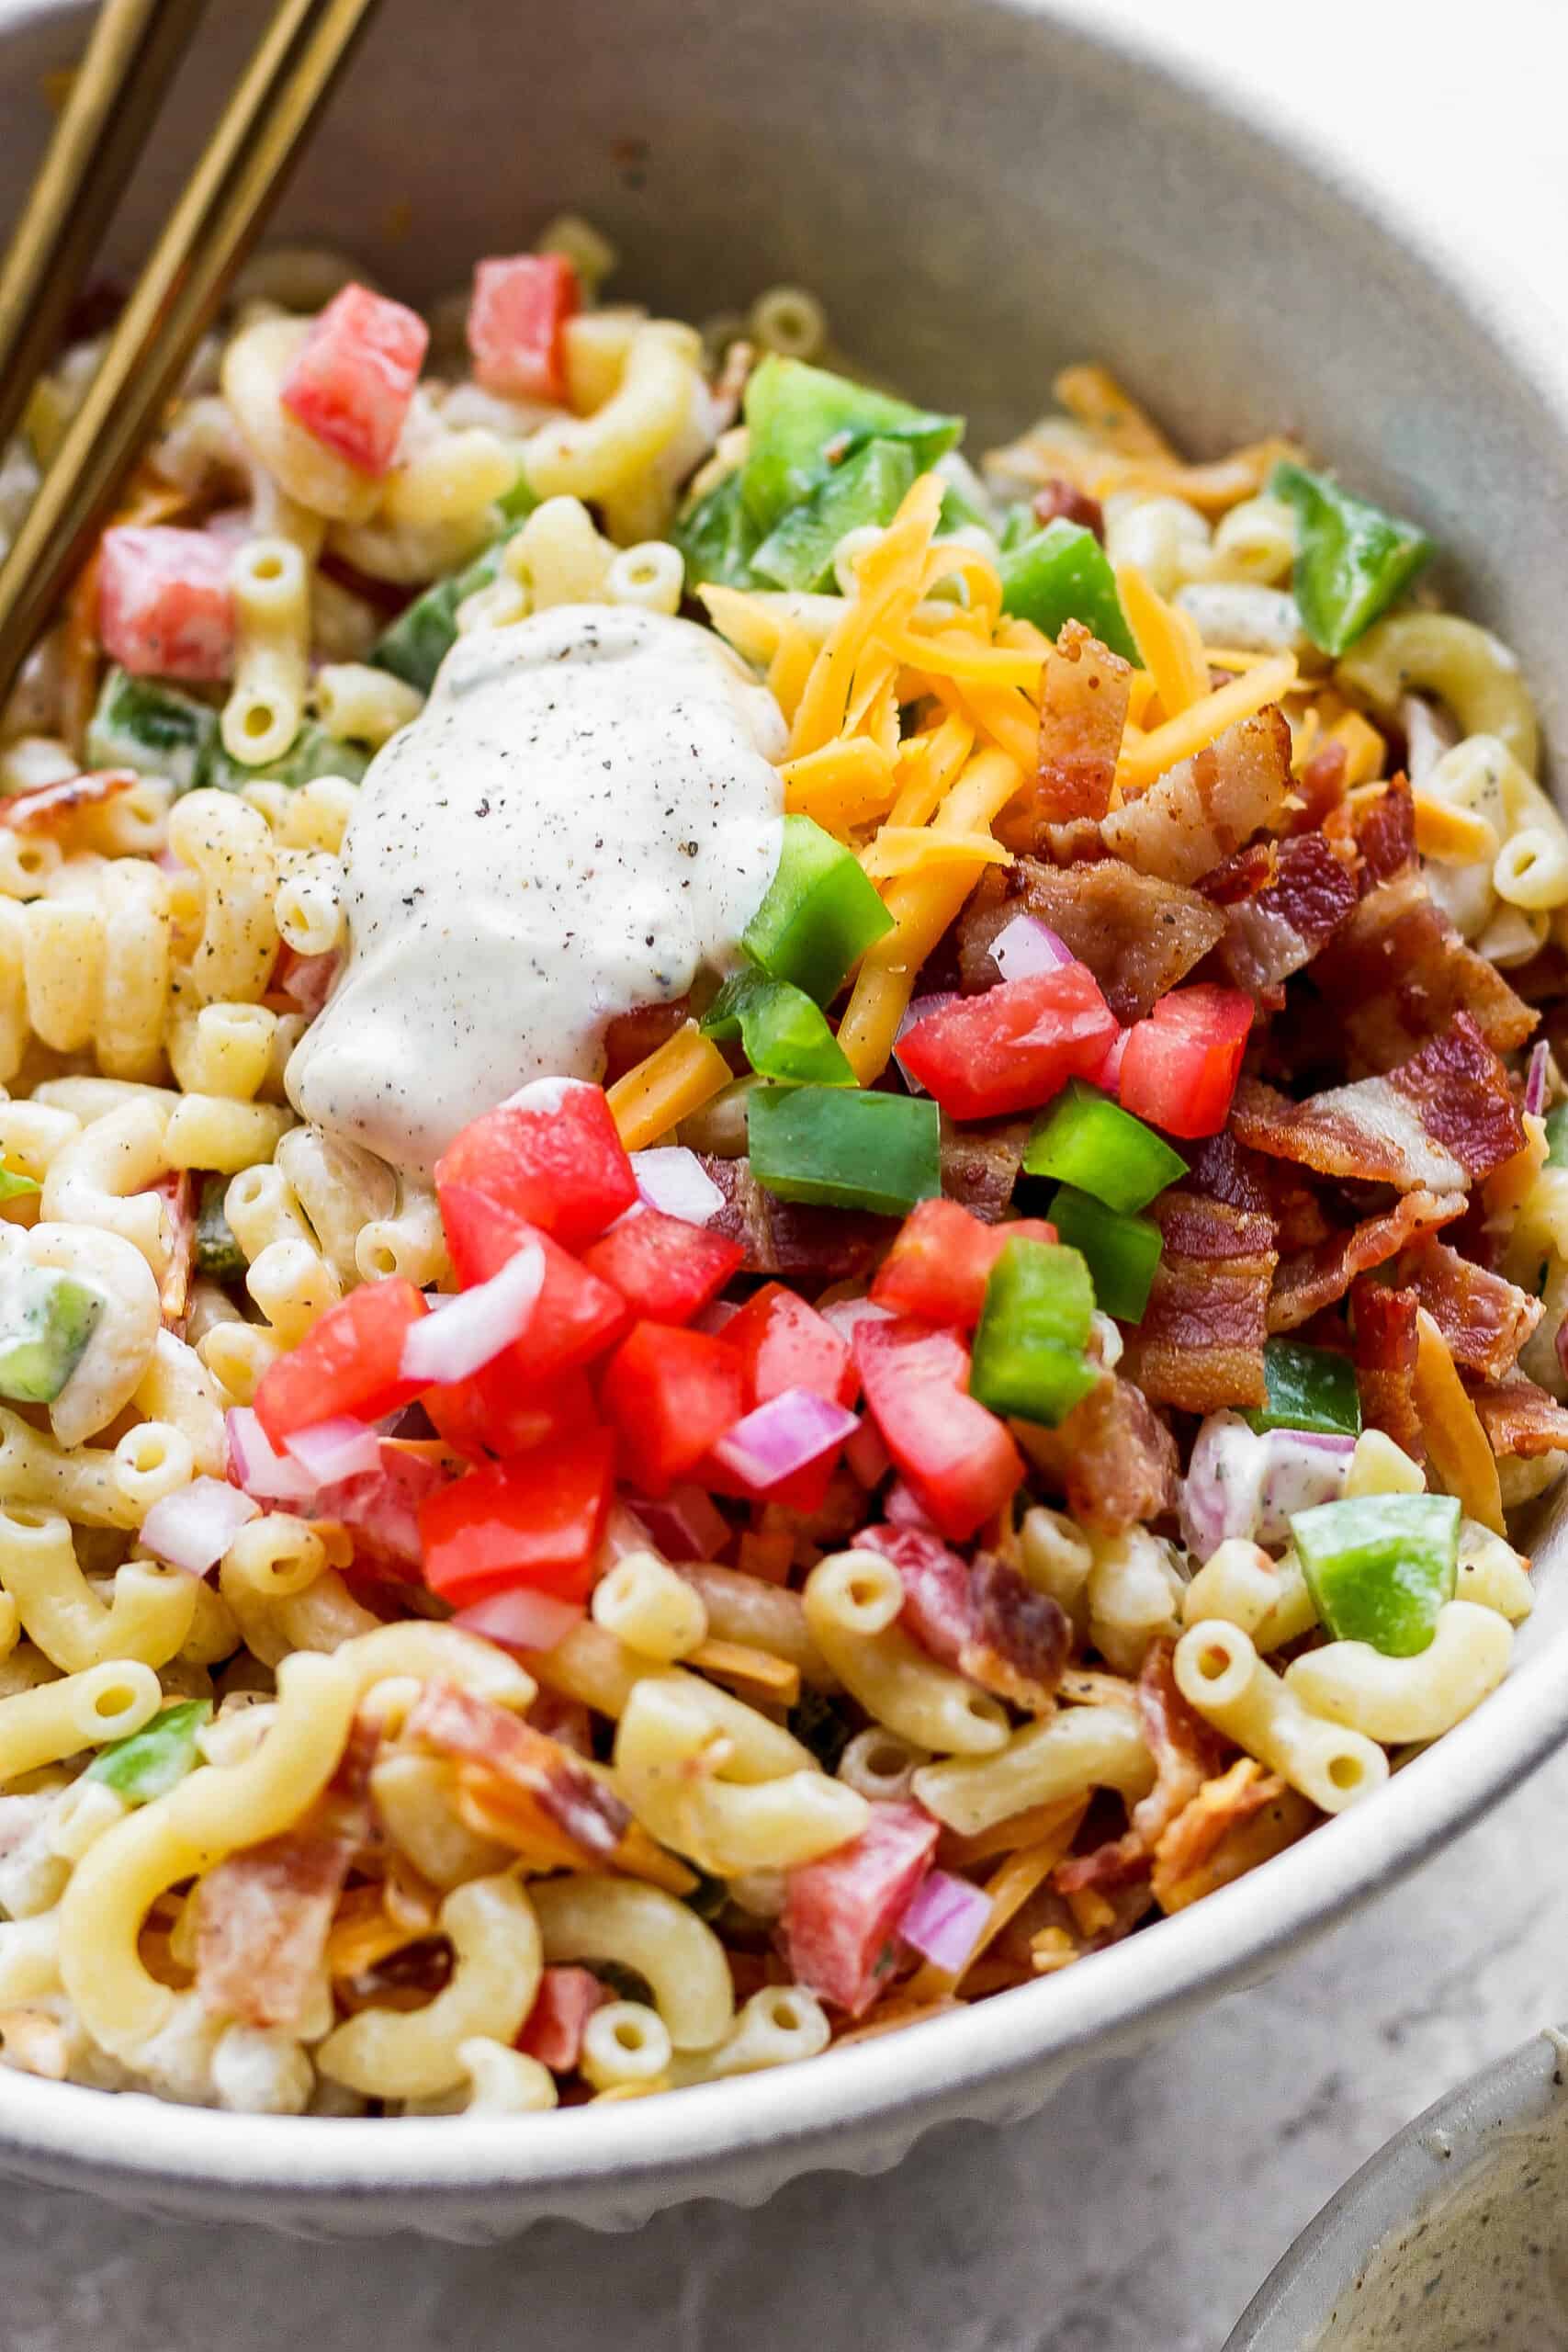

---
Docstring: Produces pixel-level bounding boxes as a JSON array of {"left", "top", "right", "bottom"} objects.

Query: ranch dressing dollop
[{"left": 287, "top": 605, "right": 786, "bottom": 1175}]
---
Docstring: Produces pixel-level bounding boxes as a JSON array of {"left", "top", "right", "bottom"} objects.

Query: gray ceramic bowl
[
  {"left": 1225, "top": 2028, "right": 1568, "bottom": 2350},
  {"left": 2, "top": 0, "right": 1568, "bottom": 2244}
]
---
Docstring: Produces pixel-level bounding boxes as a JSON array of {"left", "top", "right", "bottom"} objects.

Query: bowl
[
  {"left": 4, "top": 0, "right": 1568, "bottom": 2244},
  {"left": 1224, "top": 2027, "right": 1568, "bottom": 2349}
]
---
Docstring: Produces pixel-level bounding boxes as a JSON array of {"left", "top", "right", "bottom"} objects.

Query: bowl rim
[{"left": 4, "top": 0, "right": 1568, "bottom": 2211}]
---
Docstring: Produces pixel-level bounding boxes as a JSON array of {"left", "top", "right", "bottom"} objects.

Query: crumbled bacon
[
  {"left": 1400, "top": 1239, "right": 1542, "bottom": 1382},
  {"left": 784, "top": 1799, "right": 940, "bottom": 2015},
  {"left": 1055, "top": 1836, "right": 1149, "bottom": 1899},
  {"left": 273, "top": 944, "right": 338, "bottom": 1021},
  {"left": 0, "top": 768, "right": 134, "bottom": 831},
  {"left": 1288, "top": 739, "right": 1349, "bottom": 832},
  {"left": 1351, "top": 1279, "right": 1424, "bottom": 1463},
  {"left": 1132, "top": 1639, "right": 1229, "bottom": 1849},
  {"left": 1150, "top": 1758, "right": 1312, "bottom": 1913},
  {"left": 1121, "top": 1188, "right": 1278, "bottom": 1413},
  {"left": 403, "top": 1679, "right": 632, "bottom": 1868},
  {"left": 603, "top": 997, "right": 693, "bottom": 1086},
  {"left": 1032, "top": 480, "right": 1105, "bottom": 538},
  {"left": 1209, "top": 831, "right": 1359, "bottom": 1000},
  {"left": 194, "top": 1816, "right": 355, "bottom": 2030},
  {"left": 154, "top": 1170, "right": 195, "bottom": 1332},
  {"left": 1100, "top": 703, "right": 1292, "bottom": 886},
  {"left": 858, "top": 1525, "right": 1068, "bottom": 1713},
  {"left": 1347, "top": 775, "right": 1416, "bottom": 888},
  {"left": 998, "top": 621, "right": 1130, "bottom": 841},
  {"left": 1014, "top": 1371, "right": 1179, "bottom": 1532},
  {"left": 1268, "top": 1189, "right": 1466, "bottom": 1333},
  {"left": 1231, "top": 1013, "right": 1526, "bottom": 1193},
  {"left": 700, "top": 1155, "right": 892, "bottom": 1281},
  {"left": 1307, "top": 869, "right": 1536, "bottom": 1073},
  {"left": 938, "top": 1116, "right": 1028, "bottom": 1223},
  {"left": 518, "top": 1965, "right": 606, "bottom": 2071},
  {"left": 1468, "top": 1374, "right": 1568, "bottom": 1459},
  {"left": 959, "top": 856, "right": 1224, "bottom": 1022}
]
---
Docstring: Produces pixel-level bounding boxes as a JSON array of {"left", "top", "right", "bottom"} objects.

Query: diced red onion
[
  {"left": 141, "top": 1476, "right": 259, "bottom": 1574},
  {"left": 844, "top": 1418, "right": 890, "bottom": 1488},
  {"left": 710, "top": 1386, "right": 860, "bottom": 1491},
  {"left": 399, "top": 1240, "right": 544, "bottom": 1385},
  {"left": 1256, "top": 1428, "right": 1355, "bottom": 1542},
  {"left": 630, "top": 1146, "right": 725, "bottom": 1227},
  {"left": 820, "top": 1296, "right": 894, "bottom": 1343},
  {"left": 894, "top": 994, "right": 956, "bottom": 1094},
  {"left": 226, "top": 1406, "right": 314, "bottom": 1503},
  {"left": 626, "top": 1484, "right": 729, "bottom": 1562},
  {"left": 989, "top": 913, "right": 1074, "bottom": 981},
  {"left": 897, "top": 1869, "right": 992, "bottom": 1971},
  {"left": 1096, "top": 1026, "right": 1129, "bottom": 1094},
  {"left": 1180, "top": 1410, "right": 1356, "bottom": 1559},
  {"left": 283, "top": 1415, "right": 382, "bottom": 1486},
  {"left": 454, "top": 1586, "right": 585, "bottom": 1655},
  {"left": 1527, "top": 1040, "right": 1551, "bottom": 1119}
]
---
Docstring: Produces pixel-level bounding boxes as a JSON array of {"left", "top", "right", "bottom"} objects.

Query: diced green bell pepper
[
  {"left": 0, "top": 1165, "right": 39, "bottom": 1201},
  {"left": 752, "top": 437, "right": 916, "bottom": 594},
  {"left": 1545, "top": 1102, "right": 1568, "bottom": 1169},
  {"left": 934, "top": 455, "right": 999, "bottom": 545},
  {"left": 194, "top": 1172, "right": 246, "bottom": 1282},
  {"left": 86, "top": 1699, "right": 212, "bottom": 1803},
  {"left": 1022, "top": 1079, "right": 1187, "bottom": 1213},
  {"left": 85, "top": 667, "right": 217, "bottom": 794},
  {"left": 743, "top": 814, "right": 894, "bottom": 1004},
  {"left": 700, "top": 967, "right": 854, "bottom": 1086},
  {"left": 739, "top": 356, "right": 962, "bottom": 535},
  {"left": 1290, "top": 1493, "right": 1461, "bottom": 1657},
  {"left": 1245, "top": 1337, "right": 1362, "bottom": 1439},
  {"left": 997, "top": 519, "right": 1139, "bottom": 663},
  {"left": 998, "top": 505, "right": 1036, "bottom": 554},
  {"left": 969, "top": 1237, "right": 1100, "bottom": 1426},
  {"left": 747, "top": 1083, "right": 940, "bottom": 1216},
  {"left": 200, "top": 721, "right": 369, "bottom": 795},
  {"left": 370, "top": 502, "right": 536, "bottom": 694},
  {"left": 0, "top": 1262, "right": 102, "bottom": 1403},
  {"left": 672, "top": 469, "right": 764, "bottom": 593},
  {"left": 1269, "top": 460, "right": 1433, "bottom": 659},
  {"left": 1045, "top": 1184, "right": 1162, "bottom": 1324}
]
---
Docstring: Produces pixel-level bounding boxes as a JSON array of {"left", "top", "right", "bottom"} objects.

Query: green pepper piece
[
  {"left": 935, "top": 458, "right": 998, "bottom": 544},
  {"left": 748, "top": 1083, "right": 940, "bottom": 1216},
  {"left": 752, "top": 437, "right": 917, "bottom": 594},
  {"left": 1245, "top": 1338, "right": 1362, "bottom": 1438},
  {"left": 194, "top": 1172, "right": 246, "bottom": 1282},
  {"left": 1545, "top": 1102, "right": 1568, "bottom": 1169},
  {"left": 198, "top": 720, "right": 368, "bottom": 794},
  {"left": 969, "top": 1237, "right": 1100, "bottom": 1427},
  {"left": 0, "top": 1165, "right": 39, "bottom": 1201},
  {"left": 85, "top": 667, "right": 218, "bottom": 794},
  {"left": 998, "top": 505, "right": 1036, "bottom": 554},
  {"left": 997, "top": 519, "right": 1140, "bottom": 663},
  {"left": 742, "top": 815, "right": 894, "bottom": 1005},
  {"left": 700, "top": 967, "right": 855, "bottom": 1086},
  {"left": 0, "top": 1263, "right": 102, "bottom": 1404},
  {"left": 1270, "top": 461, "right": 1433, "bottom": 658},
  {"left": 370, "top": 510, "right": 536, "bottom": 693},
  {"left": 1045, "top": 1185, "right": 1162, "bottom": 1324},
  {"left": 1290, "top": 1493, "right": 1461, "bottom": 1657},
  {"left": 739, "top": 355, "right": 961, "bottom": 535},
  {"left": 671, "top": 469, "right": 763, "bottom": 592},
  {"left": 86, "top": 1699, "right": 212, "bottom": 1804},
  {"left": 1022, "top": 1079, "right": 1188, "bottom": 1213}
]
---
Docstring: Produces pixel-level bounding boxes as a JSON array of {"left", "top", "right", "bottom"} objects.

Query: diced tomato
[
  {"left": 581, "top": 1209, "right": 742, "bottom": 1326},
  {"left": 419, "top": 1428, "right": 615, "bottom": 1604},
  {"left": 254, "top": 1280, "right": 429, "bottom": 1448},
  {"left": 723, "top": 1283, "right": 857, "bottom": 1410},
  {"left": 517, "top": 1965, "right": 606, "bottom": 2070},
  {"left": 1117, "top": 983, "right": 1254, "bottom": 1140},
  {"left": 97, "top": 525, "right": 234, "bottom": 682},
  {"left": 870, "top": 1200, "right": 1059, "bottom": 1329},
  {"left": 424, "top": 1363, "right": 598, "bottom": 1463},
  {"left": 437, "top": 1188, "right": 628, "bottom": 1375},
  {"left": 783, "top": 1799, "right": 941, "bottom": 2015},
  {"left": 279, "top": 282, "right": 428, "bottom": 477},
  {"left": 467, "top": 254, "right": 580, "bottom": 404},
  {"left": 600, "top": 1322, "right": 745, "bottom": 1497},
  {"left": 436, "top": 1081, "right": 637, "bottom": 1250},
  {"left": 895, "top": 965, "right": 1119, "bottom": 1121},
  {"left": 852, "top": 1316, "right": 1023, "bottom": 1543},
  {"left": 856, "top": 1522, "right": 971, "bottom": 1667}
]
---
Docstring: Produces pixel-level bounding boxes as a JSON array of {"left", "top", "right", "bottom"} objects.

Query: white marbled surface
[{"left": 6, "top": 1, "right": 1568, "bottom": 2346}]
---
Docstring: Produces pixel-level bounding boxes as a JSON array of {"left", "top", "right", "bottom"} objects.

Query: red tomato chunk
[
  {"left": 1118, "top": 983, "right": 1254, "bottom": 1140},
  {"left": 253, "top": 1279, "right": 428, "bottom": 1448},
  {"left": 600, "top": 1322, "right": 745, "bottom": 1497},
  {"left": 435, "top": 1080, "right": 637, "bottom": 1250},
  {"left": 279, "top": 283, "right": 429, "bottom": 477},
  {"left": 424, "top": 1363, "right": 598, "bottom": 1464},
  {"left": 468, "top": 254, "right": 580, "bottom": 404},
  {"left": 871, "top": 1199, "right": 1059, "bottom": 1329},
  {"left": 896, "top": 966, "right": 1119, "bottom": 1120},
  {"left": 437, "top": 1187, "right": 627, "bottom": 1377},
  {"left": 419, "top": 1429, "right": 615, "bottom": 1605},
  {"left": 581, "top": 1209, "right": 743, "bottom": 1325},
  {"left": 723, "top": 1283, "right": 857, "bottom": 1408},
  {"left": 97, "top": 525, "right": 234, "bottom": 681},
  {"left": 852, "top": 1316, "right": 1023, "bottom": 1542},
  {"left": 784, "top": 1799, "right": 941, "bottom": 2015}
]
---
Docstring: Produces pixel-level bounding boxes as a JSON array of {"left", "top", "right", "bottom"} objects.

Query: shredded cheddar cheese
[
  {"left": 606, "top": 1021, "right": 731, "bottom": 1150},
  {"left": 1413, "top": 1307, "right": 1505, "bottom": 1534},
  {"left": 1117, "top": 562, "right": 1210, "bottom": 720},
  {"left": 1115, "top": 654, "right": 1298, "bottom": 793}
]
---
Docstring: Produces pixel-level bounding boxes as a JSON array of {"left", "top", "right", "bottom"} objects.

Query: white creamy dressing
[{"left": 287, "top": 606, "right": 786, "bottom": 1174}]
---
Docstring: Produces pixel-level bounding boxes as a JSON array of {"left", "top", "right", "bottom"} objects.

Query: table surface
[{"left": 7, "top": 2, "right": 1568, "bottom": 2346}]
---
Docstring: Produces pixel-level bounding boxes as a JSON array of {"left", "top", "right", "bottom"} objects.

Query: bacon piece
[
  {"left": 527, "top": 1688, "right": 594, "bottom": 1758},
  {"left": 1032, "top": 480, "right": 1105, "bottom": 538},
  {"left": 959, "top": 857, "right": 1224, "bottom": 1023},
  {"left": 938, "top": 1116, "right": 1028, "bottom": 1223},
  {"left": 1289, "top": 739, "right": 1348, "bottom": 832},
  {"left": 1348, "top": 775, "right": 1416, "bottom": 888},
  {"left": 1014, "top": 1371, "right": 1179, "bottom": 1532},
  {"left": 1307, "top": 869, "right": 1536, "bottom": 1073},
  {"left": 1100, "top": 703, "right": 1292, "bottom": 886},
  {"left": 1151, "top": 1758, "right": 1313, "bottom": 1913},
  {"left": 1468, "top": 1374, "right": 1568, "bottom": 1459},
  {"left": 1268, "top": 1189, "right": 1466, "bottom": 1333},
  {"left": 315, "top": 1443, "right": 452, "bottom": 1571},
  {"left": 518, "top": 1965, "right": 606, "bottom": 2071},
  {"left": 700, "top": 1155, "right": 892, "bottom": 1282},
  {"left": 1401, "top": 1240, "right": 1542, "bottom": 1381},
  {"left": 1231, "top": 1014, "right": 1525, "bottom": 1194},
  {"left": 273, "top": 944, "right": 338, "bottom": 1021},
  {"left": 783, "top": 1798, "right": 940, "bottom": 2015},
  {"left": 1055, "top": 1837, "right": 1149, "bottom": 1899},
  {"left": 998, "top": 621, "right": 1131, "bottom": 840},
  {"left": 860, "top": 1523, "right": 971, "bottom": 1668},
  {"left": 1121, "top": 1188, "right": 1278, "bottom": 1413},
  {"left": 1132, "top": 1638, "right": 1229, "bottom": 1848},
  {"left": 404, "top": 1679, "right": 632, "bottom": 1869},
  {"left": 1210, "top": 831, "right": 1359, "bottom": 999},
  {"left": 858, "top": 1525, "right": 1068, "bottom": 1712},
  {"left": 154, "top": 1170, "right": 195, "bottom": 1332},
  {"left": 603, "top": 997, "right": 692, "bottom": 1086},
  {"left": 1351, "top": 1279, "right": 1424, "bottom": 1463},
  {"left": 0, "top": 769, "right": 134, "bottom": 832},
  {"left": 194, "top": 1817, "right": 355, "bottom": 2030}
]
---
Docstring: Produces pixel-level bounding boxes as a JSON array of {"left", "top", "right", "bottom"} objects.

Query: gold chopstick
[
  {"left": 0, "top": 0, "right": 381, "bottom": 709},
  {"left": 0, "top": 0, "right": 210, "bottom": 456}
]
